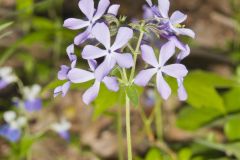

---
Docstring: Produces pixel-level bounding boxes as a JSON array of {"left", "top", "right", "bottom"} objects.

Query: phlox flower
[
  {"left": 68, "top": 60, "right": 119, "bottom": 105},
  {"left": 0, "top": 111, "right": 26, "bottom": 142},
  {"left": 63, "top": 0, "right": 120, "bottom": 45},
  {"left": 146, "top": 0, "right": 195, "bottom": 38},
  {"left": 54, "top": 44, "right": 76, "bottom": 97},
  {"left": 82, "top": 22, "right": 134, "bottom": 81},
  {"left": 134, "top": 42, "right": 188, "bottom": 100},
  {"left": 0, "top": 67, "right": 17, "bottom": 90},
  {"left": 51, "top": 119, "right": 71, "bottom": 141}
]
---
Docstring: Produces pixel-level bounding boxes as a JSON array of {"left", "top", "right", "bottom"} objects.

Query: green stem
[
  {"left": 155, "top": 91, "right": 163, "bottom": 141},
  {"left": 117, "top": 105, "right": 124, "bottom": 160},
  {"left": 126, "top": 95, "right": 133, "bottom": 160},
  {"left": 129, "top": 23, "right": 145, "bottom": 82}
]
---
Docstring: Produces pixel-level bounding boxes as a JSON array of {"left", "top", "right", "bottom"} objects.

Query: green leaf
[
  {"left": 177, "top": 106, "right": 221, "bottom": 130},
  {"left": 223, "top": 87, "right": 240, "bottom": 112},
  {"left": 125, "top": 85, "right": 139, "bottom": 106},
  {"left": 145, "top": 148, "right": 163, "bottom": 160},
  {"left": 178, "top": 148, "right": 192, "bottom": 160},
  {"left": 224, "top": 116, "right": 240, "bottom": 141},
  {"left": 93, "top": 85, "right": 123, "bottom": 119},
  {"left": 0, "top": 22, "right": 13, "bottom": 32}
]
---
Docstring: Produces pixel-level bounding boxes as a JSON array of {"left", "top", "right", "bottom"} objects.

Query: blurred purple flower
[
  {"left": 146, "top": 0, "right": 195, "bottom": 38},
  {"left": 0, "top": 67, "right": 17, "bottom": 90},
  {"left": 22, "top": 84, "right": 42, "bottom": 112},
  {"left": 54, "top": 44, "right": 76, "bottom": 97},
  {"left": 64, "top": 0, "right": 120, "bottom": 45},
  {"left": 68, "top": 60, "right": 119, "bottom": 105},
  {"left": 82, "top": 22, "right": 134, "bottom": 81},
  {"left": 0, "top": 111, "right": 26, "bottom": 142},
  {"left": 51, "top": 119, "right": 71, "bottom": 141},
  {"left": 134, "top": 42, "right": 188, "bottom": 100}
]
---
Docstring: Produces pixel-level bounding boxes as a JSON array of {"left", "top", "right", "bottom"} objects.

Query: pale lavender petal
[
  {"left": 92, "top": 23, "right": 111, "bottom": 49},
  {"left": 141, "top": 44, "right": 158, "bottom": 67},
  {"left": 82, "top": 80, "right": 101, "bottom": 105},
  {"left": 146, "top": 0, "right": 153, "bottom": 6},
  {"left": 24, "top": 98, "right": 42, "bottom": 112},
  {"left": 59, "top": 131, "right": 70, "bottom": 141},
  {"left": 102, "top": 76, "right": 119, "bottom": 91},
  {"left": 63, "top": 18, "right": 89, "bottom": 30},
  {"left": 58, "top": 65, "right": 70, "bottom": 80},
  {"left": 177, "top": 28, "right": 195, "bottom": 38},
  {"left": 68, "top": 68, "right": 94, "bottom": 83},
  {"left": 156, "top": 71, "right": 171, "bottom": 100},
  {"left": 107, "top": 4, "right": 120, "bottom": 16},
  {"left": 74, "top": 28, "right": 91, "bottom": 45},
  {"left": 157, "top": 0, "right": 170, "bottom": 18},
  {"left": 134, "top": 68, "right": 157, "bottom": 86},
  {"left": 67, "top": 44, "right": 76, "bottom": 62},
  {"left": 162, "top": 64, "right": 188, "bottom": 78},
  {"left": 143, "top": 5, "right": 154, "bottom": 19},
  {"left": 111, "top": 27, "right": 133, "bottom": 51},
  {"left": 93, "top": 0, "right": 110, "bottom": 21},
  {"left": 168, "top": 36, "right": 186, "bottom": 51},
  {"left": 114, "top": 53, "right": 134, "bottom": 68},
  {"left": 177, "top": 44, "right": 190, "bottom": 61},
  {"left": 78, "top": 0, "right": 95, "bottom": 20},
  {"left": 170, "top": 11, "right": 187, "bottom": 25},
  {"left": 82, "top": 45, "right": 108, "bottom": 60},
  {"left": 159, "top": 41, "right": 175, "bottom": 66},
  {"left": 88, "top": 60, "right": 98, "bottom": 72},
  {"left": 61, "top": 81, "right": 71, "bottom": 97},
  {"left": 177, "top": 78, "right": 187, "bottom": 101},
  {"left": 94, "top": 56, "right": 116, "bottom": 81},
  {"left": 54, "top": 86, "right": 62, "bottom": 97},
  {"left": 0, "top": 125, "right": 21, "bottom": 142},
  {"left": 0, "top": 80, "right": 8, "bottom": 90}
]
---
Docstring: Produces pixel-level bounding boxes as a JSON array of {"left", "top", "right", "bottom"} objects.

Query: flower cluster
[{"left": 55, "top": 0, "right": 195, "bottom": 104}]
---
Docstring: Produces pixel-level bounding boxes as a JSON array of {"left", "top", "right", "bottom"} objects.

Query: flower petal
[
  {"left": 94, "top": 56, "right": 116, "bottom": 81},
  {"left": 0, "top": 125, "right": 21, "bottom": 142},
  {"left": 177, "top": 78, "right": 187, "bottom": 101},
  {"left": 67, "top": 44, "right": 77, "bottom": 63},
  {"left": 102, "top": 76, "right": 119, "bottom": 91},
  {"left": 111, "top": 27, "right": 133, "bottom": 51},
  {"left": 78, "top": 0, "right": 95, "bottom": 20},
  {"left": 156, "top": 71, "right": 171, "bottom": 100},
  {"left": 107, "top": 4, "right": 120, "bottom": 16},
  {"left": 162, "top": 64, "right": 188, "bottom": 78},
  {"left": 82, "top": 80, "right": 101, "bottom": 105},
  {"left": 177, "top": 28, "right": 195, "bottom": 38},
  {"left": 177, "top": 44, "right": 190, "bottom": 61},
  {"left": 54, "top": 86, "right": 62, "bottom": 97},
  {"left": 159, "top": 41, "right": 175, "bottom": 66},
  {"left": 58, "top": 65, "right": 70, "bottom": 80},
  {"left": 68, "top": 68, "right": 94, "bottom": 83},
  {"left": 61, "top": 81, "right": 71, "bottom": 97},
  {"left": 143, "top": 5, "right": 154, "bottom": 19},
  {"left": 82, "top": 45, "right": 108, "bottom": 60},
  {"left": 134, "top": 68, "right": 157, "bottom": 86},
  {"left": 74, "top": 28, "right": 91, "bottom": 45},
  {"left": 93, "top": 0, "right": 110, "bottom": 21},
  {"left": 141, "top": 44, "right": 158, "bottom": 67},
  {"left": 92, "top": 23, "right": 111, "bottom": 49},
  {"left": 63, "top": 18, "right": 89, "bottom": 30},
  {"left": 88, "top": 60, "right": 98, "bottom": 72},
  {"left": 157, "top": 0, "right": 170, "bottom": 18},
  {"left": 114, "top": 53, "right": 134, "bottom": 68},
  {"left": 24, "top": 99, "right": 42, "bottom": 112},
  {"left": 146, "top": 0, "right": 153, "bottom": 6},
  {"left": 168, "top": 36, "right": 186, "bottom": 51},
  {"left": 170, "top": 11, "right": 187, "bottom": 25}
]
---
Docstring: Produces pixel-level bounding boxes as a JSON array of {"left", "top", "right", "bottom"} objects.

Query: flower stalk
[{"left": 125, "top": 95, "right": 132, "bottom": 160}]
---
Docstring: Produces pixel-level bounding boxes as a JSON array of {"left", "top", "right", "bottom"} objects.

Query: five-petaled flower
[
  {"left": 68, "top": 59, "right": 119, "bottom": 105},
  {"left": 0, "top": 111, "right": 26, "bottom": 142},
  {"left": 63, "top": 0, "right": 119, "bottom": 45},
  {"left": 146, "top": 0, "right": 195, "bottom": 38},
  {"left": 51, "top": 119, "right": 71, "bottom": 141},
  {"left": 82, "top": 22, "right": 134, "bottom": 81},
  {"left": 134, "top": 42, "right": 188, "bottom": 100}
]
